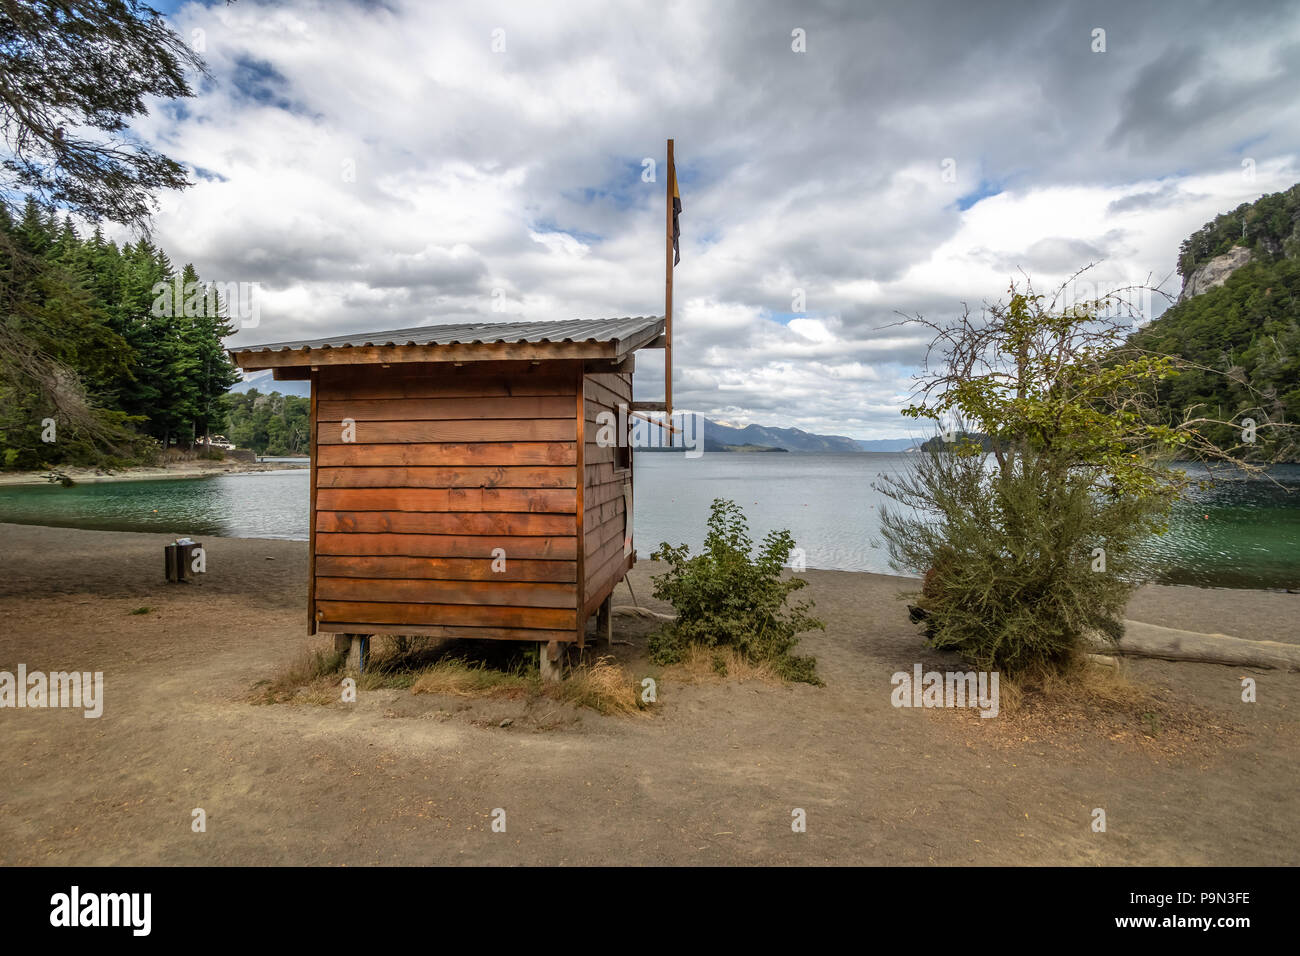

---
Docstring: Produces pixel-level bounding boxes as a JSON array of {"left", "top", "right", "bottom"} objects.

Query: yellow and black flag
[{"left": 671, "top": 158, "right": 682, "bottom": 265}]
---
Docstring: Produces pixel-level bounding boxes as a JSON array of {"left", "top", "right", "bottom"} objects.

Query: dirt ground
[{"left": 0, "top": 522, "right": 1296, "bottom": 865}]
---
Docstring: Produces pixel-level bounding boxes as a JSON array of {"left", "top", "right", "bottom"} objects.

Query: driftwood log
[
  {"left": 908, "top": 605, "right": 1298, "bottom": 671},
  {"left": 613, "top": 605, "right": 676, "bottom": 621},
  {"left": 1095, "top": 621, "right": 1300, "bottom": 672},
  {"left": 629, "top": 602, "right": 1299, "bottom": 671}
]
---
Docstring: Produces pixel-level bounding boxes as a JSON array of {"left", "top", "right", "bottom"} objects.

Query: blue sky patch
[
  {"left": 955, "top": 178, "right": 1004, "bottom": 211},
  {"left": 531, "top": 219, "right": 603, "bottom": 244}
]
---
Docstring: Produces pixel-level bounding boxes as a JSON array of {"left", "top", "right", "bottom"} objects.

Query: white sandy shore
[{"left": 0, "top": 461, "right": 307, "bottom": 486}]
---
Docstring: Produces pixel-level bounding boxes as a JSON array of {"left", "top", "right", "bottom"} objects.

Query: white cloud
[{"left": 106, "top": 0, "right": 1300, "bottom": 438}]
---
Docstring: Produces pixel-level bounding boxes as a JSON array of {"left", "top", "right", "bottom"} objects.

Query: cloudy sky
[{"left": 127, "top": 0, "right": 1300, "bottom": 440}]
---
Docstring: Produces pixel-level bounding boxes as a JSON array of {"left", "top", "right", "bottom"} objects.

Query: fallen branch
[
  {"left": 613, "top": 605, "right": 676, "bottom": 621},
  {"left": 1091, "top": 620, "right": 1300, "bottom": 672}
]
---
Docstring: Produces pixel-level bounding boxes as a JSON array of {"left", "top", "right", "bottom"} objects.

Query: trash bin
[{"left": 165, "top": 539, "right": 203, "bottom": 583}]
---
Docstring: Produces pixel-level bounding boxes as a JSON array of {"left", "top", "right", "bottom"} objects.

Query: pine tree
[
  {"left": 0, "top": 199, "right": 136, "bottom": 466},
  {"left": 0, "top": 203, "right": 243, "bottom": 467},
  {"left": 182, "top": 264, "right": 241, "bottom": 443}
]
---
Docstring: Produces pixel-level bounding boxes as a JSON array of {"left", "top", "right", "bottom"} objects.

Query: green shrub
[
  {"left": 879, "top": 446, "right": 1168, "bottom": 674},
  {"left": 881, "top": 278, "right": 1257, "bottom": 676},
  {"left": 649, "top": 498, "right": 824, "bottom": 685}
]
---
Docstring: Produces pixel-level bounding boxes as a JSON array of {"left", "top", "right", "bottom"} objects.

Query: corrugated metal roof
[{"left": 232, "top": 316, "right": 663, "bottom": 354}]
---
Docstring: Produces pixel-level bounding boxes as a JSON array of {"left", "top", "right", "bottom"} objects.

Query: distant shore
[{"left": 0, "top": 459, "right": 308, "bottom": 486}]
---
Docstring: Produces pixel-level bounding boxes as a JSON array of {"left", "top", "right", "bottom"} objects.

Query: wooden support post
[
  {"left": 336, "top": 634, "right": 368, "bottom": 674},
  {"left": 539, "top": 640, "right": 563, "bottom": 682},
  {"left": 596, "top": 594, "right": 613, "bottom": 645}
]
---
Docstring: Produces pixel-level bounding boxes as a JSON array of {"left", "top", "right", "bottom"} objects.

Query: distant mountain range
[
  {"left": 229, "top": 372, "right": 922, "bottom": 451},
  {"left": 639, "top": 413, "right": 920, "bottom": 453},
  {"left": 699, "top": 417, "right": 860, "bottom": 452},
  {"left": 699, "top": 417, "right": 917, "bottom": 452}
]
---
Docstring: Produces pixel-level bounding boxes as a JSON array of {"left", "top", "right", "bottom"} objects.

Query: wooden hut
[{"left": 229, "top": 317, "right": 666, "bottom": 678}]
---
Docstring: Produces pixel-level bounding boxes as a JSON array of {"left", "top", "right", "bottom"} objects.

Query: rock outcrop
[{"left": 1178, "top": 245, "right": 1252, "bottom": 302}]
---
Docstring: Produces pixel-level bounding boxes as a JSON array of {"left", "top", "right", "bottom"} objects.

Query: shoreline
[
  {"left": 0, "top": 520, "right": 1296, "bottom": 653},
  {"left": 0, "top": 520, "right": 1293, "bottom": 597},
  {"left": 0, "top": 461, "right": 308, "bottom": 486}
]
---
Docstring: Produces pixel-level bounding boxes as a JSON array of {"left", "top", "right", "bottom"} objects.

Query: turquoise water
[
  {"left": 0, "top": 470, "right": 310, "bottom": 540},
  {"left": 634, "top": 455, "right": 1300, "bottom": 591},
  {"left": 0, "top": 454, "right": 1296, "bottom": 590}
]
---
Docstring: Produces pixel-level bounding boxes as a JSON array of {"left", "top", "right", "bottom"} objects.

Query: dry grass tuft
[
  {"left": 255, "top": 639, "right": 650, "bottom": 718},
  {"left": 996, "top": 655, "right": 1144, "bottom": 716},
  {"left": 546, "top": 656, "right": 645, "bottom": 716},
  {"left": 410, "top": 659, "right": 535, "bottom": 698},
  {"left": 248, "top": 646, "right": 345, "bottom": 704},
  {"left": 665, "top": 644, "right": 783, "bottom": 686},
  {"left": 940, "top": 655, "right": 1241, "bottom": 757}
]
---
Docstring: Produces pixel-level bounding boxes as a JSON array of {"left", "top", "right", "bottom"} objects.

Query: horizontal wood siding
[
  {"left": 316, "top": 554, "right": 576, "bottom": 582},
  {"left": 317, "top": 442, "right": 575, "bottom": 467},
  {"left": 582, "top": 372, "right": 634, "bottom": 617},
  {"left": 316, "top": 419, "right": 575, "bottom": 444},
  {"left": 312, "top": 363, "right": 580, "bottom": 642},
  {"left": 317, "top": 622, "right": 575, "bottom": 642},
  {"left": 317, "top": 466, "right": 573, "bottom": 488},
  {"left": 317, "top": 395, "right": 574, "bottom": 421},
  {"left": 317, "top": 532, "right": 575, "bottom": 559},
  {"left": 316, "top": 487, "right": 576, "bottom": 512}
]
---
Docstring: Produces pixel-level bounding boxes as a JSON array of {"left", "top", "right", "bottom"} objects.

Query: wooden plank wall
[
  {"left": 311, "top": 362, "right": 581, "bottom": 642},
  {"left": 582, "top": 371, "right": 634, "bottom": 618}
]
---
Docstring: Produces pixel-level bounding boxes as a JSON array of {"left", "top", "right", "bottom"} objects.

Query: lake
[{"left": 0, "top": 453, "right": 1296, "bottom": 590}]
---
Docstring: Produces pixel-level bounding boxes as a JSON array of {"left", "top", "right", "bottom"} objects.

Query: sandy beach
[{"left": 0, "top": 522, "right": 1296, "bottom": 865}]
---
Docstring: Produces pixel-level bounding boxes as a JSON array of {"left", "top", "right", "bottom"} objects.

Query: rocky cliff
[{"left": 1177, "top": 245, "right": 1253, "bottom": 302}]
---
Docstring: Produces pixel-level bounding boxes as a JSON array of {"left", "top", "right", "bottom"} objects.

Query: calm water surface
[{"left": 0, "top": 454, "right": 1295, "bottom": 590}]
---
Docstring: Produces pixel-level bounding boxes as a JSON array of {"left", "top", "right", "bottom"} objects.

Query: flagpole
[{"left": 664, "top": 138, "right": 674, "bottom": 440}]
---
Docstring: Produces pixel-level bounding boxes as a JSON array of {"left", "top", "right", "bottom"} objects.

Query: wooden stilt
[
  {"left": 337, "top": 634, "right": 368, "bottom": 674},
  {"left": 539, "top": 640, "right": 563, "bottom": 682},
  {"left": 596, "top": 594, "right": 613, "bottom": 645}
]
